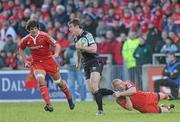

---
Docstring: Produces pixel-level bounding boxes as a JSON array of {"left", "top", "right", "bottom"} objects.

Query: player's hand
[
  {"left": 53, "top": 53, "right": 59, "bottom": 58},
  {"left": 113, "top": 91, "right": 120, "bottom": 100},
  {"left": 76, "top": 63, "right": 81, "bottom": 71},
  {"left": 75, "top": 41, "right": 81, "bottom": 49},
  {"left": 24, "top": 61, "right": 32, "bottom": 68}
]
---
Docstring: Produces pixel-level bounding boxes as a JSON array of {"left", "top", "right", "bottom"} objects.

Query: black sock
[
  {"left": 93, "top": 90, "right": 103, "bottom": 111},
  {"left": 99, "top": 88, "right": 114, "bottom": 96}
]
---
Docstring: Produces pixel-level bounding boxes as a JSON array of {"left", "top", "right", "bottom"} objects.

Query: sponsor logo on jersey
[
  {"left": 39, "top": 38, "right": 44, "bottom": 43},
  {"left": 126, "top": 82, "right": 132, "bottom": 88},
  {"left": 29, "top": 45, "right": 43, "bottom": 50}
]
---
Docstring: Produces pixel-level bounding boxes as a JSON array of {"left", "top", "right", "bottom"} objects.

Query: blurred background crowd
[{"left": 0, "top": 0, "right": 180, "bottom": 69}]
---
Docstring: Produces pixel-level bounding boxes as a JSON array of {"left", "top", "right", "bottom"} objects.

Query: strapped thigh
[{"left": 33, "top": 69, "right": 46, "bottom": 79}]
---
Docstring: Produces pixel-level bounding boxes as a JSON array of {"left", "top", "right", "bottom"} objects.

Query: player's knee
[
  {"left": 91, "top": 87, "right": 99, "bottom": 94},
  {"left": 160, "top": 107, "right": 170, "bottom": 113},
  {"left": 35, "top": 74, "right": 45, "bottom": 85},
  {"left": 53, "top": 78, "right": 62, "bottom": 85}
]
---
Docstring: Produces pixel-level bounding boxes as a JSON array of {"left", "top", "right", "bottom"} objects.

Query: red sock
[
  {"left": 60, "top": 84, "right": 72, "bottom": 100},
  {"left": 40, "top": 85, "right": 51, "bottom": 105}
]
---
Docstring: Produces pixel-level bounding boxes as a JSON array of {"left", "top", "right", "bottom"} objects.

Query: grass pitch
[{"left": 0, "top": 100, "right": 179, "bottom": 122}]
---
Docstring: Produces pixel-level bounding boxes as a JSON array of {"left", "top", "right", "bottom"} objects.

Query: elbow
[
  {"left": 91, "top": 47, "right": 97, "bottom": 53},
  {"left": 133, "top": 88, "right": 137, "bottom": 94},
  {"left": 91, "top": 44, "right": 97, "bottom": 53},
  {"left": 126, "top": 106, "right": 133, "bottom": 111},
  {"left": 130, "top": 87, "right": 137, "bottom": 95}
]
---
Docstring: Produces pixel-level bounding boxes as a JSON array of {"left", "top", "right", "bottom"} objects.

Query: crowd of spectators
[{"left": 0, "top": 0, "right": 180, "bottom": 69}]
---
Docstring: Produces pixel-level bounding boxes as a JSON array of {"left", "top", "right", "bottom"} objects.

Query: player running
[
  {"left": 19, "top": 20, "right": 74, "bottom": 112},
  {"left": 68, "top": 18, "right": 114, "bottom": 115},
  {"left": 112, "top": 79, "right": 175, "bottom": 113}
]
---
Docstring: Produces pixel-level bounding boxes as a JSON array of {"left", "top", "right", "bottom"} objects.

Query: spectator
[
  {"left": 133, "top": 37, "right": 152, "bottom": 65},
  {"left": 30, "top": 13, "right": 46, "bottom": 32},
  {"left": 56, "top": 31, "right": 70, "bottom": 57},
  {"left": 83, "top": 15, "right": 97, "bottom": 36},
  {"left": 3, "top": 34, "right": 18, "bottom": 54},
  {"left": 64, "top": 44, "right": 86, "bottom": 102},
  {"left": 96, "top": 19, "right": 111, "bottom": 38},
  {"left": 133, "top": 37, "right": 152, "bottom": 89},
  {"left": 168, "top": 31, "right": 179, "bottom": 44},
  {"left": 0, "top": 21, "right": 17, "bottom": 41},
  {"left": 0, "top": 50, "right": 6, "bottom": 68},
  {"left": 97, "top": 35, "right": 110, "bottom": 55},
  {"left": 176, "top": 30, "right": 180, "bottom": 50},
  {"left": 122, "top": 30, "right": 140, "bottom": 82},
  {"left": 53, "top": 4, "right": 68, "bottom": 25},
  {"left": 172, "top": 4, "right": 180, "bottom": 26},
  {"left": 5, "top": 52, "right": 17, "bottom": 69},
  {"left": 164, "top": 16, "right": 180, "bottom": 34},
  {"left": 16, "top": 17, "right": 29, "bottom": 38},
  {"left": 23, "top": 8, "right": 31, "bottom": 21},
  {"left": 160, "top": 37, "right": 178, "bottom": 53},
  {"left": 105, "top": 30, "right": 123, "bottom": 65},
  {"left": 146, "top": 20, "right": 162, "bottom": 53},
  {"left": 154, "top": 52, "right": 180, "bottom": 99},
  {"left": 56, "top": 31, "right": 70, "bottom": 65},
  {"left": 0, "top": 38, "right": 6, "bottom": 51}
]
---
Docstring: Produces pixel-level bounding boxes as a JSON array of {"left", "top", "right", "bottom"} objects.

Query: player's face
[
  {"left": 69, "top": 24, "right": 78, "bottom": 36},
  {"left": 113, "top": 79, "right": 126, "bottom": 91},
  {"left": 29, "top": 27, "right": 39, "bottom": 37}
]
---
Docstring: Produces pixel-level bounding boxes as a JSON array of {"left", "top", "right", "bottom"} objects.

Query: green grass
[{"left": 0, "top": 100, "right": 180, "bottom": 122}]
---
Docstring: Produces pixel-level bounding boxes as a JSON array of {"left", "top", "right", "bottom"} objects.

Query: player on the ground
[
  {"left": 68, "top": 18, "right": 114, "bottom": 115},
  {"left": 112, "top": 79, "right": 175, "bottom": 113},
  {"left": 19, "top": 20, "right": 74, "bottom": 112}
]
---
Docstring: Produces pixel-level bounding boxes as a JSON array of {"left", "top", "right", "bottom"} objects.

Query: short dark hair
[
  {"left": 26, "top": 19, "right": 39, "bottom": 31},
  {"left": 7, "top": 34, "right": 13, "bottom": 38},
  {"left": 68, "top": 18, "right": 83, "bottom": 28}
]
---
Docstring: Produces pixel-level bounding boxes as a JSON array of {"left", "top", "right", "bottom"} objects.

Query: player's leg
[
  {"left": 34, "top": 69, "right": 53, "bottom": 112},
  {"left": 89, "top": 71, "right": 104, "bottom": 115},
  {"left": 158, "top": 92, "right": 170, "bottom": 100},
  {"left": 97, "top": 62, "right": 114, "bottom": 96},
  {"left": 51, "top": 72, "right": 75, "bottom": 110},
  {"left": 89, "top": 61, "right": 114, "bottom": 115},
  {"left": 160, "top": 104, "right": 175, "bottom": 113}
]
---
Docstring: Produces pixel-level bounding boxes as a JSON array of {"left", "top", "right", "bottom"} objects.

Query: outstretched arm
[
  {"left": 76, "top": 42, "right": 97, "bottom": 53},
  {"left": 19, "top": 48, "right": 31, "bottom": 67},
  {"left": 114, "top": 87, "right": 137, "bottom": 98},
  {"left": 125, "top": 96, "right": 133, "bottom": 111},
  {"left": 19, "top": 48, "right": 27, "bottom": 64},
  {"left": 81, "top": 43, "right": 97, "bottom": 53},
  {"left": 54, "top": 43, "right": 60, "bottom": 57},
  {"left": 76, "top": 49, "right": 82, "bottom": 70}
]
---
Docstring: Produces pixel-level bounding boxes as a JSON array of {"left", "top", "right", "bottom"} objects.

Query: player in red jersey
[
  {"left": 19, "top": 20, "right": 74, "bottom": 112},
  {"left": 112, "top": 79, "right": 175, "bottom": 113}
]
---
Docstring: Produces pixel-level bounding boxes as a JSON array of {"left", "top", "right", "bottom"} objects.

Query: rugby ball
[{"left": 78, "top": 37, "right": 88, "bottom": 47}]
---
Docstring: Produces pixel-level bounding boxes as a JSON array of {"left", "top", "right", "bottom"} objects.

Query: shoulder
[
  {"left": 84, "top": 31, "right": 95, "bottom": 42},
  {"left": 125, "top": 80, "right": 135, "bottom": 89},
  {"left": 20, "top": 34, "right": 30, "bottom": 43},
  {"left": 39, "top": 31, "right": 49, "bottom": 37},
  {"left": 85, "top": 32, "right": 93, "bottom": 38}
]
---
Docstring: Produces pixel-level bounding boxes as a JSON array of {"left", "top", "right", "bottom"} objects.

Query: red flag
[{"left": 24, "top": 68, "right": 38, "bottom": 89}]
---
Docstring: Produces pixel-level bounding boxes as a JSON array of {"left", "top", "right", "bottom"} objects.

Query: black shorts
[{"left": 83, "top": 59, "right": 104, "bottom": 80}]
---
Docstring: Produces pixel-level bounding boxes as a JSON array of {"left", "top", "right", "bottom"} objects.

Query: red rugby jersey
[
  {"left": 20, "top": 31, "right": 56, "bottom": 62},
  {"left": 120, "top": 80, "right": 153, "bottom": 112}
]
